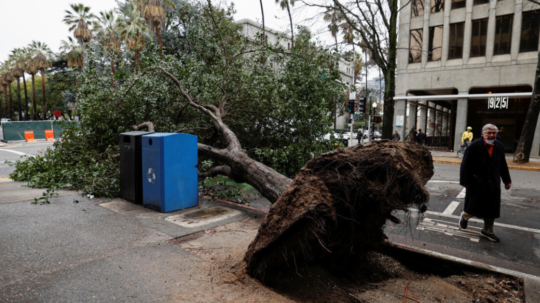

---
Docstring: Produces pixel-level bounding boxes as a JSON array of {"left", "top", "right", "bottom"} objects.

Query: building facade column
[
  {"left": 428, "top": 103, "right": 436, "bottom": 136},
  {"left": 418, "top": 101, "right": 428, "bottom": 133},
  {"left": 394, "top": 100, "right": 408, "bottom": 140},
  {"left": 441, "top": 0, "right": 452, "bottom": 65},
  {"left": 485, "top": 0, "right": 498, "bottom": 65},
  {"left": 510, "top": 0, "right": 523, "bottom": 64},
  {"left": 454, "top": 98, "right": 468, "bottom": 152},
  {"left": 408, "top": 102, "right": 418, "bottom": 132},
  {"left": 462, "top": 0, "right": 474, "bottom": 67},
  {"left": 421, "top": 0, "right": 431, "bottom": 69}
]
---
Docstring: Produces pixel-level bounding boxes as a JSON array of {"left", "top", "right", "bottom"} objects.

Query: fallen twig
[{"left": 404, "top": 280, "right": 411, "bottom": 303}]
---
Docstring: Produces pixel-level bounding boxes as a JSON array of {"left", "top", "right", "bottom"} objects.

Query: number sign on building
[{"left": 488, "top": 96, "right": 509, "bottom": 109}]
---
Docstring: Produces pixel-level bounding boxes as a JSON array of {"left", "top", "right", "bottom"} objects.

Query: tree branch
[{"left": 132, "top": 121, "right": 155, "bottom": 132}]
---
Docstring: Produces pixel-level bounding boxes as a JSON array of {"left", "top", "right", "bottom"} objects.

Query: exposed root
[{"left": 244, "top": 141, "right": 434, "bottom": 279}]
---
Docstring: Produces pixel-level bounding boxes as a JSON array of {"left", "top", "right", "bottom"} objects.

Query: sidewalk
[{"left": 431, "top": 151, "right": 540, "bottom": 172}]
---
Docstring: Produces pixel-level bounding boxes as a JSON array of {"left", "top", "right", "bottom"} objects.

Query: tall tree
[
  {"left": 23, "top": 51, "right": 39, "bottom": 120},
  {"left": 10, "top": 48, "right": 30, "bottom": 119},
  {"left": 260, "top": 0, "right": 265, "bottom": 32},
  {"left": 143, "top": 0, "right": 168, "bottom": 56},
  {"left": 8, "top": 55, "right": 24, "bottom": 120},
  {"left": 118, "top": 2, "right": 150, "bottom": 72},
  {"left": 276, "top": 0, "right": 295, "bottom": 48},
  {"left": 63, "top": 3, "right": 96, "bottom": 47},
  {"left": 514, "top": 50, "right": 540, "bottom": 163},
  {"left": 0, "top": 85, "right": 4, "bottom": 118},
  {"left": 94, "top": 10, "right": 121, "bottom": 81},
  {"left": 1, "top": 65, "right": 15, "bottom": 119},
  {"left": 30, "top": 41, "right": 53, "bottom": 120},
  {"left": 307, "top": 0, "right": 400, "bottom": 139}
]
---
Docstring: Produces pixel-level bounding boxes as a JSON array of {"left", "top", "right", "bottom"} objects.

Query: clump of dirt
[{"left": 245, "top": 141, "right": 434, "bottom": 279}]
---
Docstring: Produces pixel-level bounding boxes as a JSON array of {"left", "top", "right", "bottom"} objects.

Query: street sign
[
  {"left": 349, "top": 92, "right": 356, "bottom": 100},
  {"left": 54, "top": 110, "right": 62, "bottom": 118},
  {"left": 488, "top": 96, "right": 509, "bottom": 109},
  {"left": 354, "top": 114, "right": 360, "bottom": 118}
]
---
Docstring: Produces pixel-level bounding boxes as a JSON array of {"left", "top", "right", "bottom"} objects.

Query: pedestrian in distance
[
  {"left": 461, "top": 126, "right": 473, "bottom": 146},
  {"left": 392, "top": 130, "right": 401, "bottom": 141},
  {"left": 459, "top": 124, "right": 512, "bottom": 242},
  {"left": 357, "top": 128, "right": 363, "bottom": 141},
  {"left": 416, "top": 129, "right": 426, "bottom": 145}
]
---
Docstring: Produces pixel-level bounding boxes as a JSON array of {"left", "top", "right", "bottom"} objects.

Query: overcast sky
[{"left": 0, "top": 0, "right": 320, "bottom": 63}]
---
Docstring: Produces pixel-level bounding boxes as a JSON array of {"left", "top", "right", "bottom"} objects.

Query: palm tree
[
  {"left": 143, "top": 0, "right": 167, "bottom": 56},
  {"left": 30, "top": 41, "right": 53, "bottom": 120},
  {"left": 63, "top": 3, "right": 96, "bottom": 47},
  {"left": 93, "top": 10, "right": 121, "bottom": 81},
  {"left": 9, "top": 48, "right": 30, "bottom": 120},
  {"left": 60, "top": 37, "right": 85, "bottom": 90},
  {"left": 275, "top": 0, "right": 295, "bottom": 49},
  {"left": 23, "top": 50, "right": 39, "bottom": 120},
  {"left": 1, "top": 64, "right": 15, "bottom": 119},
  {"left": 0, "top": 84, "right": 4, "bottom": 118},
  {"left": 118, "top": 2, "right": 150, "bottom": 72}
]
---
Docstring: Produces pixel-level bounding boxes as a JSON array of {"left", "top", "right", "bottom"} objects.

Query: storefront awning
[{"left": 394, "top": 92, "right": 533, "bottom": 101}]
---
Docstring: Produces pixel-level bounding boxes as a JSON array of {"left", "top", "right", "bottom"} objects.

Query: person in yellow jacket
[{"left": 461, "top": 126, "right": 473, "bottom": 146}]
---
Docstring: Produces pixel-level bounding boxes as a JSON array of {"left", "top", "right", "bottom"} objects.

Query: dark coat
[
  {"left": 460, "top": 139, "right": 511, "bottom": 218},
  {"left": 416, "top": 132, "right": 426, "bottom": 144}
]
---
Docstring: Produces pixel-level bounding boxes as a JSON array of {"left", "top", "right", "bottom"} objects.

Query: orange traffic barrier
[
  {"left": 24, "top": 131, "right": 36, "bottom": 142},
  {"left": 45, "top": 130, "right": 55, "bottom": 142}
]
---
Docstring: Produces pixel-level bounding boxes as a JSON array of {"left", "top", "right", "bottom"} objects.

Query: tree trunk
[
  {"left": 513, "top": 50, "right": 540, "bottom": 163},
  {"left": 1, "top": 91, "right": 4, "bottom": 118},
  {"left": 41, "top": 69, "right": 47, "bottom": 120},
  {"left": 260, "top": 0, "right": 265, "bottom": 32},
  {"left": 381, "top": 0, "right": 398, "bottom": 140},
  {"left": 199, "top": 144, "right": 292, "bottom": 203},
  {"left": 156, "top": 25, "right": 163, "bottom": 56},
  {"left": 135, "top": 51, "right": 140, "bottom": 73},
  {"left": 31, "top": 74, "right": 37, "bottom": 121},
  {"left": 111, "top": 59, "right": 116, "bottom": 88},
  {"left": 8, "top": 84, "right": 13, "bottom": 119},
  {"left": 286, "top": 2, "right": 294, "bottom": 49},
  {"left": 16, "top": 79, "right": 22, "bottom": 121},
  {"left": 23, "top": 76, "right": 29, "bottom": 120}
]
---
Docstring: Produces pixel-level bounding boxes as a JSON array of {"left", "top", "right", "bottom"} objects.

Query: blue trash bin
[{"left": 141, "top": 133, "right": 199, "bottom": 212}]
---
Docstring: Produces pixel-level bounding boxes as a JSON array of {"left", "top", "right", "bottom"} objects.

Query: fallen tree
[{"left": 244, "top": 141, "right": 433, "bottom": 278}]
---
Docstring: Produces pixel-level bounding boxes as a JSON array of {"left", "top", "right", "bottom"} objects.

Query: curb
[
  {"left": 386, "top": 241, "right": 540, "bottom": 302},
  {"left": 433, "top": 159, "right": 540, "bottom": 172}
]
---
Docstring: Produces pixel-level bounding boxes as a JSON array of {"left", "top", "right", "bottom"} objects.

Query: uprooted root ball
[{"left": 244, "top": 140, "right": 434, "bottom": 279}]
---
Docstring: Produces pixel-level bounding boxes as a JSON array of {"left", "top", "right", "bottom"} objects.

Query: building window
[
  {"left": 451, "top": 0, "right": 465, "bottom": 9},
  {"left": 494, "top": 15, "right": 513, "bottom": 55},
  {"left": 448, "top": 22, "right": 464, "bottom": 59},
  {"left": 431, "top": 0, "right": 444, "bottom": 13},
  {"left": 409, "top": 29, "right": 423, "bottom": 63},
  {"left": 428, "top": 26, "right": 443, "bottom": 61},
  {"left": 470, "top": 18, "right": 488, "bottom": 57},
  {"left": 412, "top": 0, "right": 425, "bottom": 17},
  {"left": 520, "top": 10, "right": 540, "bottom": 53},
  {"left": 474, "top": 0, "right": 489, "bottom": 5}
]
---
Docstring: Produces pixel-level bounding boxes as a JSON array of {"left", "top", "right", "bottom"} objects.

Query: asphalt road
[
  {"left": 387, "top": 162, "right": 540, "bottom": 276},
  {"left": 0, "top": 141, "right": 54, "bottom": 179}
]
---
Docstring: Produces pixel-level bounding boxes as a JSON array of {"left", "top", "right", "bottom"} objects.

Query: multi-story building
[
  {"left": 237, "top": 19, "right": 355, "bottom": 129},
  {"left": 394, "top": 0, "right": 540, "bottom": 155}
]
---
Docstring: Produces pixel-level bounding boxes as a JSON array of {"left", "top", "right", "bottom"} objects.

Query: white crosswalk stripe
[{"left": 418, "top": 218, "right": 481, "bottom": 242}]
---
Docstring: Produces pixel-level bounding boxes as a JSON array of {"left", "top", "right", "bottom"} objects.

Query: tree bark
[
  {"left": 286, "top": 2, "right": 294, "bottom": 49},
  {"left": 132, "top": 121, "right": 155, "bottom": 132},
  {"left": 41, "top": 69, "right": 47, "bottom": 120},
  {"left": 156, "top": 25, "right": 163, "bottom": 56},
  {"left": 31, "top": 74, "right": 37, "bottom": 121},
  {"left": 513, "top": 50, "right": 540, "bottom": 163},
  {"left": 381, "top": 0, "right": 398, "bottom": 140},
  {"left": 135, "top": 51, "right": 140, "bottom": 73},
  {"left": 260, "top": 0, "right": 265, "bottom": 32},
  {"left": 8, "top": 84, "right": 13, "bottom": 119},
  {"left": 16, "top": 79, "right": 22, "bottom": 121},
  {"left": 23, "top": 76, "right": 29, "bottom": 120}
]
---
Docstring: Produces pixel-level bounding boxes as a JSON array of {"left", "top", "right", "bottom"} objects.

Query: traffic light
[
  {"left": 358, "top": 98, "right": 365, "bottom": 113},
  {"left": 348, "top": 99, "right": 355, "bottom": 113},
  {"left": 371, "top": 115, "right": 382, "bottom": 123}
]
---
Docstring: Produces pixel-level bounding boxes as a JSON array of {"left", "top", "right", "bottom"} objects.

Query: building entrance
[{"left": 467, "top": 86, "right": 532, "bottom": 152}]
